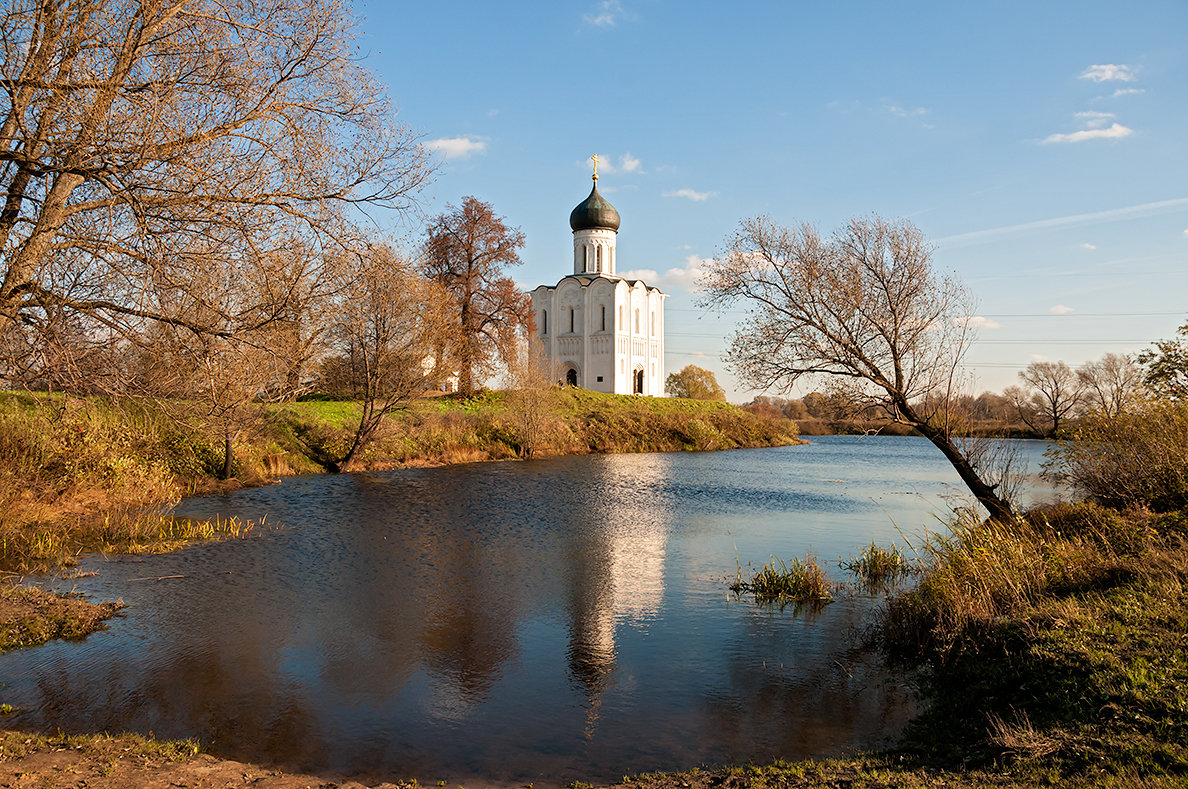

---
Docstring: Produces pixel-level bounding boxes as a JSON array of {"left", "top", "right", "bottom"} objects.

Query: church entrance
[
  {"left": 633, "top": 368, "right": 644, "bottom": 395},
  {"left": 566, "top": 368, "right": 578, "bottom": 387}
]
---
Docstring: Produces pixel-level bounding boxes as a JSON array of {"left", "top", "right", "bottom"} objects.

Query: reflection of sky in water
[{"left": 0, "top": 437, "right": 1059, "bottom": 787}]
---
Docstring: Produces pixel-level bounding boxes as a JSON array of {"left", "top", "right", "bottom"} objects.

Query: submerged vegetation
[{"left": 730, "top": 554, "right": 835, "bottom": 606}]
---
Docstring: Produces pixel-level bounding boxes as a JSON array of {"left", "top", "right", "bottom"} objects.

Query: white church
[{"left": 531, "top": 166, "right": 666, "bottom": 395}]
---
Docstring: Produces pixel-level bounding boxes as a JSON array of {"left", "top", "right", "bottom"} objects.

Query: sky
[{"left": 353, "top": 0, "right": 1188, "bottom": 402}]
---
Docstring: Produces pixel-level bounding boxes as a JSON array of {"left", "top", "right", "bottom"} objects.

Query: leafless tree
[
  {"left": 423, "top": 197, "right": 533, "bottom": 395},
  {"left": 502, "top": 335, "right": 561, "bottom": 458},
  {"left": 0, "top": 0, "right": 430, "bottom": 384},
  {"left": 321, "top": 246, "right": 450, "bottom": 472},
  {"left": 1076, "top": 352, "right": 1142, "bottom": 417},
  {"left": 1013, "top": 361, "right": 1083, "bottom": 437},
  {"left": 701, "top": 215, "right": 1015, "bottom": 522}
]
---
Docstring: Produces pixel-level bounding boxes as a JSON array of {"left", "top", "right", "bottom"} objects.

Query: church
[{"left": 530, "top": 165, "right": 666, "bottom": 395}]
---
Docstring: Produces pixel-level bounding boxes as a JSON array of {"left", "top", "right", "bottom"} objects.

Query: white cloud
[
  {"left": 622, "top": 254, "right": 714, "bottom": 293},
  {"left": 1183, "top": 229, "right": 1188, "bottom": 239},
  {"left": 1080, "top": 242, "right": 1097, "bottom": 250},
  {"left": 663, "top": 188, "right": 714, "bottom": 201},
  {"left": 885, "top": 104, "right": 929, "bottom": 118},
  {"left": 1074, "top": 111, "right": 1115, "bottom": 129},
  {"left": 1112, "top": 87, "right": 1146, "bottom": 98},
  {"left": 954, "top": 316, "right": 1001, "bottom": 330},
  {"left": 587, "top": 152, "right": 643, "bottom": 175},
  {"left": 1050, "top": 304, "right": 1075, "bottom": 315},
  {"left": 425, "top": 136, "right": 487, "bottom": 160},
  {"left": 1042, "top": 122, "right": 1133, "bottom": 144},
  {"left": 583, "top": 0, "right": 622, "bottom": 28},
  {"left": 1079, "top": 64, "right": 1137, "bottom": 82}
]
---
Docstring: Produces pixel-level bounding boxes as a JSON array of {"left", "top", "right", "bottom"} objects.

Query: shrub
[{"left": 1046, "top": 398, "right": 1188, "bottom": 512}]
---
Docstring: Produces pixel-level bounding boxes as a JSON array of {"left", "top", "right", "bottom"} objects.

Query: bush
[{"left": 1046, "top": 399, "right": 1188, "bottom": 512}]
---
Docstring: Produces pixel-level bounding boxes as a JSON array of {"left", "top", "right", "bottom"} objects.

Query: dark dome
[{"left": 569, "top": 181, "right": 620, "bottom": 231}]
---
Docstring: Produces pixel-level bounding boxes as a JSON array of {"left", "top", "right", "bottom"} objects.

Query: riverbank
[
  {"left": 3, "top": 503, "right": 1185, "bottom": 788},
  {"left": 0, "top": 388, "right": 799, "bottom": 574}
]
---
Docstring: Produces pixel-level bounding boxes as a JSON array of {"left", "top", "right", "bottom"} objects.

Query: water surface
[{"left": 1, "top": 436, "right": 1057, "bottom": 786}]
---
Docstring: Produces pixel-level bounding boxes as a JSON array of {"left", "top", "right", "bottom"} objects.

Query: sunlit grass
[{"left": 730, "top": 554, "right": 836, "bottom": 605}]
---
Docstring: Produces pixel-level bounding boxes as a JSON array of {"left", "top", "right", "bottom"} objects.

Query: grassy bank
[{"left": 0, "top": 387, "right": 797, "bottom": 573}]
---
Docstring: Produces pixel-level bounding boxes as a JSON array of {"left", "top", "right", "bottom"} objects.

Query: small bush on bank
[
  {"left": 840, "top": 541, "right": 916, "bottom": 589},
  {"left": 1046, "top": 398, "right": 1188, "bottom": 512}
]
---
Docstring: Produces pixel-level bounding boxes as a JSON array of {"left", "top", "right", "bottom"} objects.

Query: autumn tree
[
  {"left": 0, "top": 0, "right": 430, "bottom": 385},
  {"left": 423, "top": 197, "right": 533, "bottom": 395},
  {"left": 1077, "top": 352, "right": 1142, "bottom": 417},
  {"left": 665, "top": 365, "right": 727, "bottom": 401},
  {"left": 1138, "top": 319, "right": 1188, "bottom": 399},
  {"left": 1010, "top": 361, "right": 1084, "bottom": 437},
  {"left": 320, "top": 246, "right": 450, "bottom": 472},
  {"left": 701, "top": 215, "right": 1015, "bottom": 522}
]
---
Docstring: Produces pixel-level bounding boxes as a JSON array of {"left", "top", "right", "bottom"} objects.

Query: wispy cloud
[
  {"left": 621, "top": 254, "right": 714, "bottom": 293},
  {"left": 1183, "top": 229, "right": 1188, "bottom": 239},
  {"left": 937, "top": 197, "right": 1188, "bottom": 247},
  {"left": 1112, "top": 87, "right": 1146, "bottom": 98},
  {"left": 663, "top": 188, "right": 714, "bottom": 202},
  {"left": 1042, "top": 120, "right": 1132, "bottom": 144},
  {"left": 1050, "top": 304, "right": 1075, "bottom": 315},
  {"left": 1080, "top": 242, "right": 1097, "bottom": 250},
  {"left": 425, "top": 136, "right": 487, "bottom": 160},
  {"left": 1079, "top": 63, "right": 1137, "bottom": 82},
  {"left": 1074, "top": 111, "right": 1116, "bottom": 129},
  {"left": 954, "top": 316, "right": 1002, "bottom": 330},
  {"left": 583, "top": 0, "right": 623, "bottom": 28},
  {"left": 885, "top": 103, "right": 929, "bottom": 118}
]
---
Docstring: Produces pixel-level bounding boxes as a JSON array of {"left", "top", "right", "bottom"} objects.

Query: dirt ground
[{"left": 0, "top": 732, "right": 417, "bottom": 789}]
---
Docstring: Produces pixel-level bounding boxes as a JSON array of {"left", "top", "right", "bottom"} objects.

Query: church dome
[{"left": 569, "top": 181, "right": 620, "bottom": 232}]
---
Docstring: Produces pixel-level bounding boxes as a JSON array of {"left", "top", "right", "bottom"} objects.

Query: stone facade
[{"left": 530, "top": 178, "right": 666, "bottom": 395}]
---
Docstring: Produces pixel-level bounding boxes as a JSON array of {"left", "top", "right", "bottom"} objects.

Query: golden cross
[{"left": 590, "top": 153, "right": 599, "bottom": 180}]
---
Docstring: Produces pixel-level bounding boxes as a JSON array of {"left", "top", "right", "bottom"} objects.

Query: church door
[
  {"left": 566, "top": 368, "right": 578, "bottom": 387},
  {"left": 633, "top": 368, "right": 644, "bottom": 395}
]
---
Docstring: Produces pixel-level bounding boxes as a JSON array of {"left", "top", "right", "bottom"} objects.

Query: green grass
[
  {"left": 840, "top": 541, "right": 916, "bottom": 589},
  {"left": 730, "top": 554, "right": 836, "bottom": 606}
]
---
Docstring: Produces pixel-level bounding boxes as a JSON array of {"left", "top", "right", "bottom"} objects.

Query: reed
[
  {"left": 839, "top": 541, "right": 915, "bottom": 589},
  {"left": 730, "top": 554, "right": 835, "bottom": 605}
]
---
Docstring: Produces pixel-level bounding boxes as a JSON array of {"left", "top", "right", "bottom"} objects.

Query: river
[{"left": 0, "top": 436, "right": 1059, "bottom": 786}]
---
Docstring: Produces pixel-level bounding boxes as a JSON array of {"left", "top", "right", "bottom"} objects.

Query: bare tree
[
  {"left": 503, "top": 335, "right": 561, "bottom": 458},
  {"left": 321, "top": 246, "right": 450, "bottom": 472},
  {"left": 0, "top": 0, "right": 430, "bottom": 383},
  {"left": 423, "top": 197, "right": 533, "bottom": 395},
  {"left": 1077, "top": 352, "right": 1142, "bottom": 417},
  {"left": 701, "top": 215, "right": 1015, "bottom": 522},
  {"left": 1014, "top": 361, "right": 1083, "bottom": 437}
]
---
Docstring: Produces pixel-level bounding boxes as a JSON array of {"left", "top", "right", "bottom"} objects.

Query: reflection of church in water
[{"left": 531, "top": 160, "right": 666, "bottom": 395}]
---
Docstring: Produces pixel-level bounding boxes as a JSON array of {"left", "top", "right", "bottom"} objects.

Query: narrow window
[
  {"left": 619, "top": 305, "right": 623, "bottom": 327},
  {"left": 600, "top": 304, "right": 606, "bottom": 331},
  {"left": 635, "top": 309, "right": 640, "bottom": 333},
  {"left": 650, "top": 311, "right": 654, "bottom": 334},
  {"left": 596, "top": 246, "right": 602, "bottom": 272},
  {"left": 542, "top": 309, "right": 548, "bottom": 335},
  {"left": 569, "top": 307, "right": 575, "bottom": 333}
]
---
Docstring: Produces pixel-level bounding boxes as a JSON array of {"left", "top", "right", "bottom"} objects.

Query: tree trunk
[
  {"left": 221, "top": 432, "right": 234, "bottom": 480},
  {"left": 916, "top": 422, "right": 1016, "bottom": 522}
]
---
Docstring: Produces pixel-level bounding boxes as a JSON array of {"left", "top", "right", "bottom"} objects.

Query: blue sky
[{"left": 355, "top": 0, "right": 1188, "bottom": 401}]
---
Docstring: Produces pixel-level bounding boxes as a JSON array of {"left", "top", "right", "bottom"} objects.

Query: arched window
[
  {"left": 596, "top": 246, "right": 602, "bottom": 272},
  {"left": 542, "top": 309, "right": 548, "bottom": 335}
]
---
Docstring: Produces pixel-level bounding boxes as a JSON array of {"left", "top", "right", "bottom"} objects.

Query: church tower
[{"left": 530, "top": 162, "right": 666, "bottom": 395}]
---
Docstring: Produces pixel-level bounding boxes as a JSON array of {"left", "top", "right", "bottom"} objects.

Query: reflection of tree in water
[{"left": 702, "top": 601, "right": 918, "bottom": 760}]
